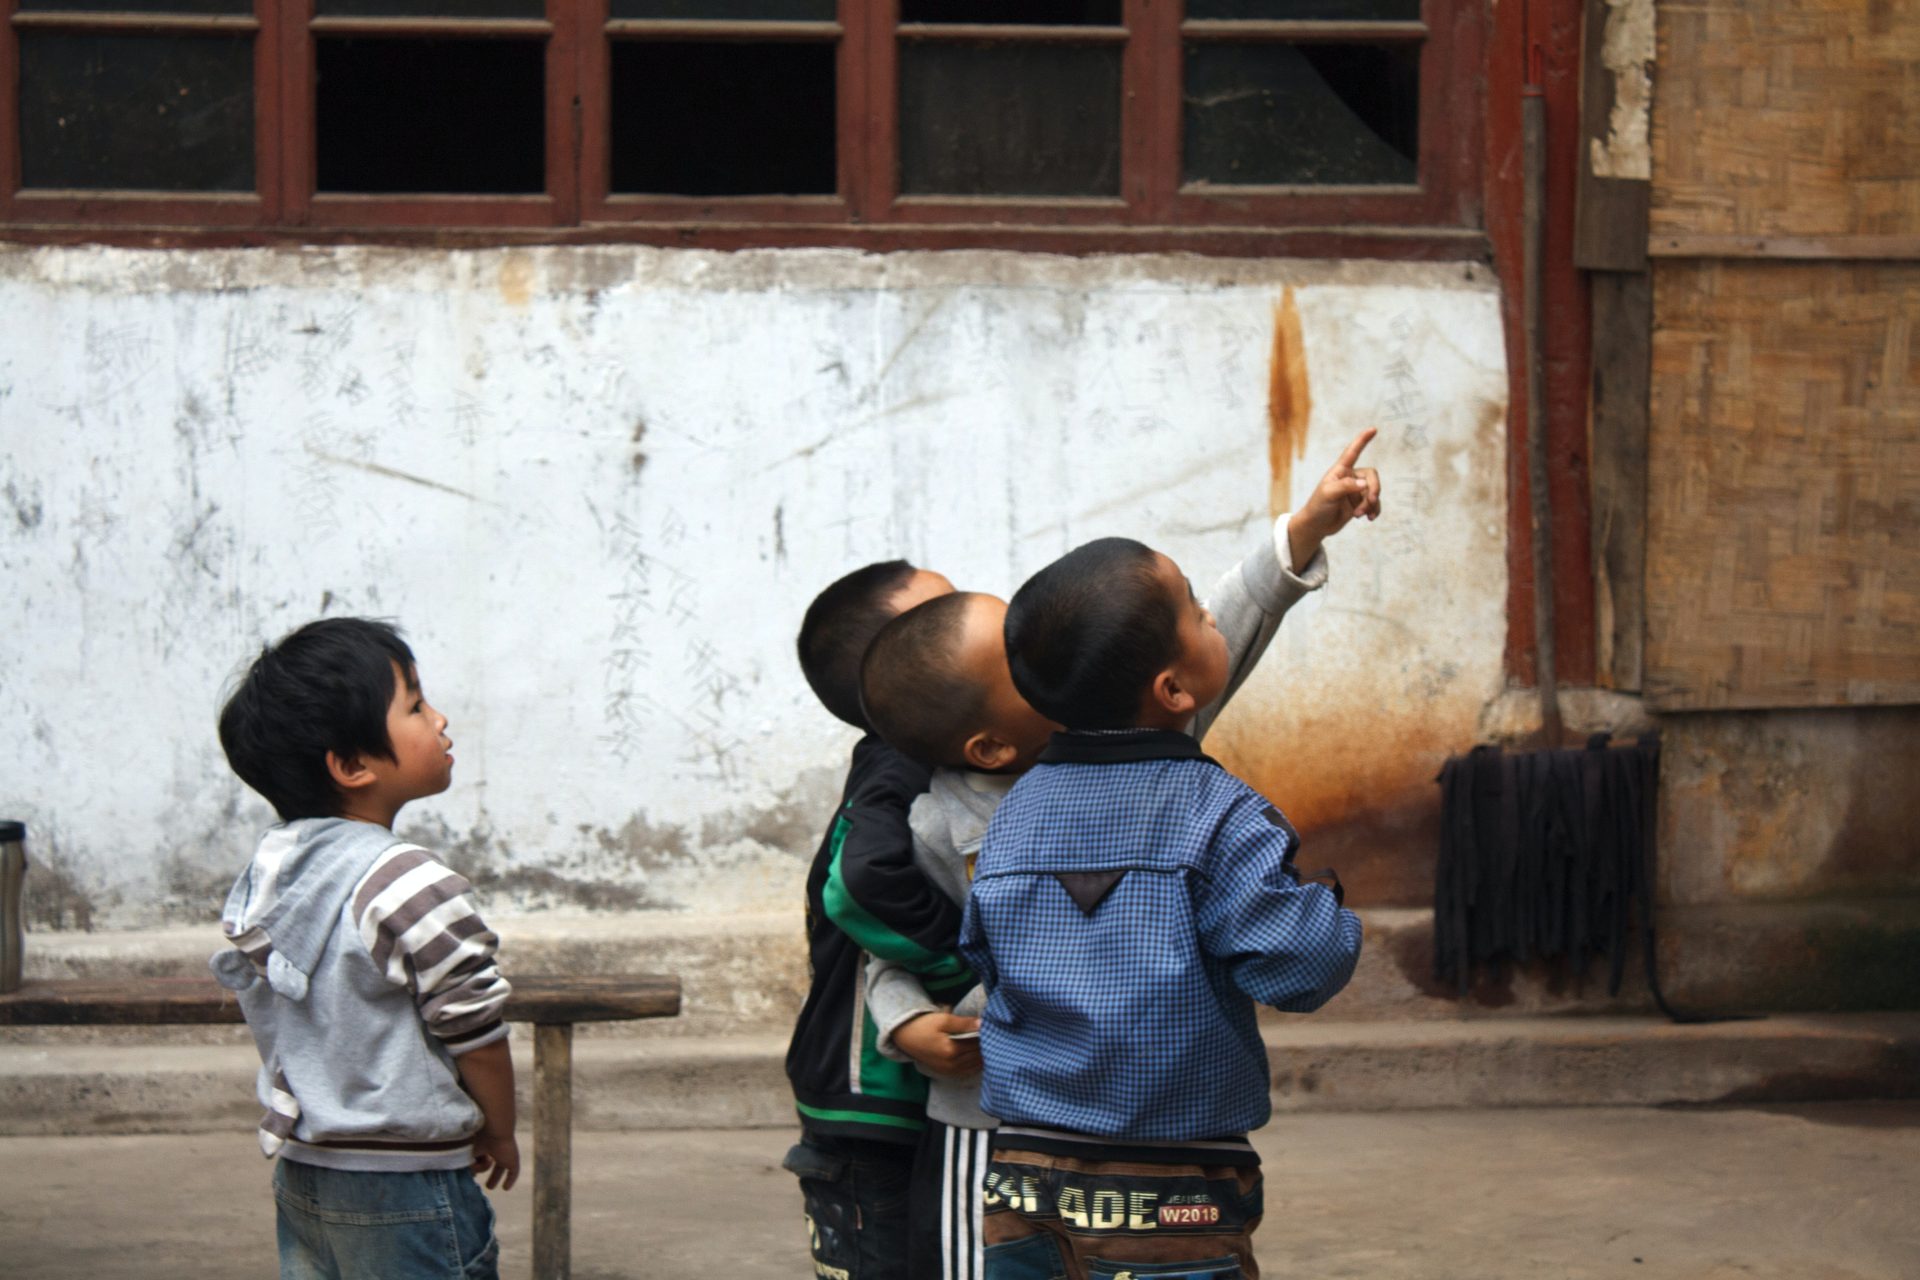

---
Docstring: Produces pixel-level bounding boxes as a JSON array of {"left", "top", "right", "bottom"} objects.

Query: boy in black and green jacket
[{"left": 783, "top": 559, "right": 981, "bottom": 1280}]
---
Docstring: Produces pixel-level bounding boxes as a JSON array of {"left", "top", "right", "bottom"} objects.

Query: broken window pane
[
  {"left": 900, "top": 0, "right": 1120, "bottom": 23},
  {"left": 608, "top": 0, "right": 836, "bottom": 17},
  {"left": 899, "top": 42, "right": 1120, "bottom": 197},
  {"left": 316, "top": 38, "right": 545, "bottom": 193},
  {"left": 316, "top": 0, "right": 544, "bottom": 19},
  {"left": 19, "top": 32, "right": 253, "bottom": 190},
  {"left": 1183, "top": 42, "right": 1417, "bottom": 186},
  {"left": 1185, "top": 0, "right": 1421, "bottom": 20},
  {"left": 610, "top": 41, "right": 836, "bottom": 196}
]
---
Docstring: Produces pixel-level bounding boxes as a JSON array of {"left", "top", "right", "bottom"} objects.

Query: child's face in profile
[
  {"left": 378, "top": 661, "right": 455, "bottom": 804},
  {"left": 1152, "top": 552, "right": 1230, "bottom": 718},
  {"left": 956, "top": 594, "right": 1058, "bottom": 773}
]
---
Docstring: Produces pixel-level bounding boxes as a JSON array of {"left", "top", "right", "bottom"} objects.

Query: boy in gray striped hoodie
[{"left": 213, "top": 617, "right": 517, "bottom": 1280}]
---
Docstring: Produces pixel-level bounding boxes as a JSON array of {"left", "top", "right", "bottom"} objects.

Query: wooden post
[{"left": 533, "top": 1023, "right": 573, "bottom": 1280}]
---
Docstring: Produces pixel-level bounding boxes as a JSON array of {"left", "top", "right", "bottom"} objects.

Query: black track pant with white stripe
[{"left": 908, "top": 1119, "right": 992, "bottom": 1280}]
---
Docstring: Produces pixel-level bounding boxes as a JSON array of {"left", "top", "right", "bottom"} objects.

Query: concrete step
[{"left": 5, "top": 1015, "right": 1915, "bottom": 1137}]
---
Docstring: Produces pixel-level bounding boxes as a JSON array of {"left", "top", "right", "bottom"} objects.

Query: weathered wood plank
[
  {"left": 1574, "top": 0, "right": 1652, "bottom": 270},
  {"left": 0, "top": 974, "right": 680, "bottom": 1026},
  {"left": 1590, "top": 269, "right": 1653, "bottom": 691},
  {"left": 1652, "top": 235, "right": 1920, "bottom": 262}
]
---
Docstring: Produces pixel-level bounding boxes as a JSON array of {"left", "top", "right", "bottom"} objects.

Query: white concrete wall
[{"left": 0, "top": 246, "right": 1508, "bottom": 927}]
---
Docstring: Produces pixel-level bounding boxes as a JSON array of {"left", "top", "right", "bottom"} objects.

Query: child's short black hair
[
  {"left": 797, "top": 560, "right": 919, "bottom": 730},
  {"left": 860, "top": 593, "right": 988, "bottom": 767},
  {"left": 1005, "top": 537, "right": 1180, "bottom": 730},
  {"left": 218, "top": 617, "right": 416, "bottom": 821}
]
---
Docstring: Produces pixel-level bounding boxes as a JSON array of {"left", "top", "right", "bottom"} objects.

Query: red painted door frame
[{"left": 1486, "top": 0, "right": 1597, "bottom": 691}]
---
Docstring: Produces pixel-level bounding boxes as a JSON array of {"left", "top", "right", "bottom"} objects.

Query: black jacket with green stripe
[{"left": 785, "top": 735, "right": 977, "bottom": 1145}]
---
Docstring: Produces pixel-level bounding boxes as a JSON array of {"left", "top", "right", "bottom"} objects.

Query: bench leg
[{"left": 533, "top": 1023, "right": 573, "bottom": 1280}]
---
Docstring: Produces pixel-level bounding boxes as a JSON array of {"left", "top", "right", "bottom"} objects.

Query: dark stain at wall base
[
  {"left": 23, "top": 847, "right": 98, "bottom": 932},
  {"left": 1820, "top": 708, "right": 1920, "bottom": 893},
  {"left": 1385, "top": 917, "right": 1517, "bottom": 1007},
  {"left": 1302, "top": 792, "right": 1442, "bottom": 909},
  {"left": 474, "top": 866, "right": 666, "bottom": 912}
]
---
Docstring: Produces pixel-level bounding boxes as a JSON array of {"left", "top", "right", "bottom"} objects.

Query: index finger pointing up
[{"left": 1337, "top": 426, "right": 1379, "bottom": 471}]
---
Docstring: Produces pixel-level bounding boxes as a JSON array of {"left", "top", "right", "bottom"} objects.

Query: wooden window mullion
[
  {"left": 545, "top": 0, "right": 580, "bottom": 224},
  {"left": 278, "top": 0, "right": 312, "bottom": 224},
  {"left": 253, "top": 0, "right": 281, "bottom": 222},
  {"left": 860, "top": 0, "right": 897, "bottom": 221},
  {"left": 574, "top": 0, "right": 607, "bottom": 221},
  {"left": 835, "top": 0, "right": 868, "bottom": 221},
  {"left": 0, "top": 0, "right": 20, "bottom": 218},
  {"left": 1126, "top": 0, "right": 1176, "bottom": 223}
]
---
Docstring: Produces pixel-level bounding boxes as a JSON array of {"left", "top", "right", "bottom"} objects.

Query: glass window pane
[
  {"left": 18, "top": 0, "right": 248, "bottom": 13},
  {"left": 608, "top": 0, "right": 836, "bottom": 18},
  {"left": 19, "top": 32, "right": 253, "bottom": 191},
  {"left": 1183, "top": 42, "right": 1417, "bottom": 186},
  {"left": 316, "top": 38, "right": 545, "bottom": 194},
  {"left": 900, "top": 0, "right": 1119, "bottom": 23},
  {"left": 609, "top": 41, "right": 836, "bottom": 196},
  {"left": 1186, "top": 0, "right": 1421, "bottom": 19},
  {"left": 899, "top": 42, "right": 1120, "bottom": 197},
  {"left": 317, "top": 0, "right": 544, "bottom": 18}
]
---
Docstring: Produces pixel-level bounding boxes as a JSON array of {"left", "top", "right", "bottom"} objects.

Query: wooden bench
[{"left": 0, "top": 973, "right": 681, "bottom": 1279}]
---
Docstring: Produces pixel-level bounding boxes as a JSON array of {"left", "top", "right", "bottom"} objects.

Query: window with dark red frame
[{"left": 0, "top": 0, "right": 1482, "bottom": 251}]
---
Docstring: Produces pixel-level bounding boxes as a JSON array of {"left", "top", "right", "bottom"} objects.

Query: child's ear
[
  {"left": 962, "top": 731, "right": 1017, "bottom": 773},
  {"left": 1149, "top": 668, "right": 1199, "bottom": 719},
  {"left": 325, "top": 750, "right": 378, "bottom": 792}
]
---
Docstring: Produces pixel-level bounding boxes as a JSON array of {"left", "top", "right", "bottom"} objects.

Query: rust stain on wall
[
  {"left": 1267, "top": 287, "right": 1313, "bottom": 518},
  {"left": 1210, "top": 704, "right": 1462, "bottom": 907}
]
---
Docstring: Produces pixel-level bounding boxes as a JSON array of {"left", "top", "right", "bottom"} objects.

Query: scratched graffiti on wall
[{"left": 0, "top": 247, "right": 1508, "bottom": 925}]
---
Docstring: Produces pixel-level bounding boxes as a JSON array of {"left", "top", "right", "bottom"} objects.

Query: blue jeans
[
  {"left": 273, "top": 1159, "right": 500, "bottom": 1280},
  {"left": 784, "top": 1131, "right": 915, "bottom": 1280}
]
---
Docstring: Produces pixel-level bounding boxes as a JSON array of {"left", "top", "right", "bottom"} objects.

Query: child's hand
[
  {"left": 472, "top": 1128, "right": 520, "bottom": 1191},
  {"left": 1288, "top": 427, "right": 1382, "bottom": 570},
  {"left": 893, "top": 1011, "right": 983, "bottom": 1078}
]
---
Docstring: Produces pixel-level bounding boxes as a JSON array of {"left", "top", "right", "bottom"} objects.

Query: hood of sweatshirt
[{"left": 211, "top": 818, "right": 402, "bottom": 1002}]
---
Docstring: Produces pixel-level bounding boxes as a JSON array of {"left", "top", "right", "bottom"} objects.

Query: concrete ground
[{"left": 3, "top": 1104, "right": 1917, "bottom": 1279}]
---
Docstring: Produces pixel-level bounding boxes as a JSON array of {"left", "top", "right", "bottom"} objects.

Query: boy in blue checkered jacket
[
  {"left": 858, "top": 429, "right": 1383, "bottom": 1280},
  {"left": 954, "top": 431, "right": 1379, "bottom": 1280}
]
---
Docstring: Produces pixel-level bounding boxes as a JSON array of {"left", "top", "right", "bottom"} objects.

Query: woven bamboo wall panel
[
  {"left": 1652, "top": 0, "right": 1920, "bottom": 239},
  {"left": 1645, "top": 260, "right": 1920, "bottom": 709}
]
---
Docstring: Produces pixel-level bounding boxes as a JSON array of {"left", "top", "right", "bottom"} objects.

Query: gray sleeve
[
  {"left": 868, "top": 808, "right": 962, "bottom": 1061},
  {"left": 1192, "top": 514, "right": 1329, "bottom": 743},
  {"left": 866, "top": 952, "right": 941, "bottom": 1062}
]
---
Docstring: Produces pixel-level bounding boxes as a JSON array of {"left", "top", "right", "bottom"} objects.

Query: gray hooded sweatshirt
[
  {"left": 211, "top": 817, "right": 510, "bottom": 1171},
  {"left": 868, "top": 514, "right": 1328, "bottom": 1128}
]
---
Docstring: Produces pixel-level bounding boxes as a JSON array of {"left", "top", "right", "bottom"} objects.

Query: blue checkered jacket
[{"left": 958, "top": 729, "right": 1363, "bottom": 1141}]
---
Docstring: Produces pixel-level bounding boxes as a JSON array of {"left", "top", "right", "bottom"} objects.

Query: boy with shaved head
[{"left": 956, "top": 435, "right": 1381, "bottom": 1280}]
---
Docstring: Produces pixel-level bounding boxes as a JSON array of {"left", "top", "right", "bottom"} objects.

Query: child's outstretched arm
[
  {"left": 1286, "top": 426, "right": 1382, "bottom": 570},
  {"left": 1194, "top": 427, "right": 1381, "bottom": 741}
]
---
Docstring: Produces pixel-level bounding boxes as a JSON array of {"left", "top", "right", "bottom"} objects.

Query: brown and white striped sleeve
[{"left": 352, "top": 845, "right": 511, "bottom": 1056}]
